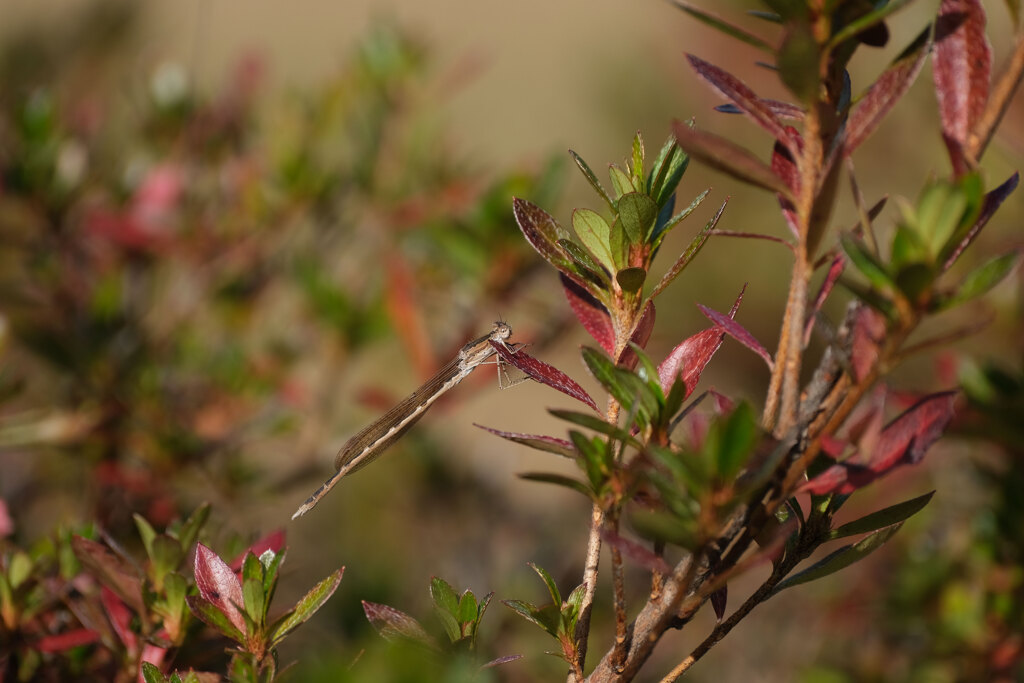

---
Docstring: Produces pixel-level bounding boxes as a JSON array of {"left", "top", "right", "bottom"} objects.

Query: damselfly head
[{"left": 492, "top": 321, "right": 512, "bottom": 340}]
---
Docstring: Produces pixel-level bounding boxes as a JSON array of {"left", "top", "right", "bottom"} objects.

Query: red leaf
[
  {"left": 687, "top": 54, "right": 798, "bottom": 151},
  {"left": 850, "top": 306, "right": 886, "bottom": 382},
  {"left": 697, "top": 303, "right": 773, "bottom": 369},
  {"left": 846, "top": 28, "right": 931, "bottom": 153},
  {"left": 933, "top": 0, "right": 992, "bottom": 147},
  {"left": 230, "top": 529, "right": 286, "bottom": 572},
  {"left": 673, "top": 121, "right": 794, "bottom": 198},
  {"left": 33, "top": 628, "right": 101, "bottom": 653},
  {"left": 474, "top": 424, "right": 576, "bottom": 458},
  {"left": 489, "top": 341, "right": 599, "bottom": 412},
  {"left": 561, "top": 273, "right": 614, "bottom": 355},
  {"left": 870, "top": 391, "right": 958, "bottom": 472},
  {"left": 802, "top": 391, "right": 957, "bottom": 495},
  {"left": 617, "top": 301, "right": 656, "bottom": 369},
  {"left": 771, "top": 134, "right": 801, "bottom": 239},
  {"left": 942, "top": 172, "right": 1019, "bottom": 271},
  {"left": 71, "top": 536, "right": 145, "bottom": 615},
  {"left": 193, "top": 543, "right": 245, "bottom": 635},
  {"left": 513, "top": 198, "right": 579, "bottom": 284},
  {"left": 101, "top": 586, "right": 137, "bottom": 652},
  {"left": 139, "top": 644, "right": 169, "bottom": 683},
  {"left": 657, "top": 287, "right": 746, "bottom": 397}
]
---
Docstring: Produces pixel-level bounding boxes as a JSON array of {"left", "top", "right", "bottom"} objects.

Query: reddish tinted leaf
[
  {"left": 362, "top": 601, "right": 437, "bottom": 648},
  {"left": 473, "top": 424, "right": 576, "bottom": 458},
  {"left": 804, "top": 254, "right": 846, "bottom": 345},
  {"left": 697, "top": 304, "right": 773, "bottom": 368},
  {"left": 230, "top": 529, "right": 285, "bottom": 572},
  {"left": 658, "top": 288, "right": 746, "bottom": 397},
  {"left": 513, "top": 198, "right": 578, "bottom": 282},
  {"left": 717, "top": 100, "right": 804, "bottom": 121},
  {"left": 803, "top": 392, "right": 957, "bottom": 495},
  {"left": 847, "top": 27, "right": 931, "bottom": 152},
  {"left": 942, "top": 172, "right": 1019, "bottom": 271},
  {"left": 687, "top": 54, "right": 797, "bottom": 150},
  {"left": 561, "top": 273, "right": 614, "bottom": 355},
  {"left": 600, "top": 527, "right": 672, "bottom": 574},
  {"left": 481, "top": 654, "right": 525, "bottom": 669},
  {"left": 672, "top": 121, "right": 793, "bottom": 198},
  {"left": 101, "top": 586, "right": 137, "bottom": 651},
  {"left": 33, "top": 628, "right": 102, "bottom": 653},
  {"left": 489, "top": 340, "right": 599, "bottom": 412},
  {"left": 851, "top": 305, "right": 887, "bottom": 382},
  {"left": 933, "top": 0, "right": 992, "bottom": 146},
  {"left": 618, "top": 301, "right": 656, "bottom": 369},
  {"left": 771, "top": 135, "right": 801, "bottom": 238},
  {"left": 71, "top": 536, "right": 145, "bottom": 615},
  {"left": 193, "top": 543, "right": 246, "bottom": 635},
  {"left": 871, "top": 391, "right": 957, "bottom": 471}
]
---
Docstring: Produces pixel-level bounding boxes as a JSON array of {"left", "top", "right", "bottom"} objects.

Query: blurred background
[{"left": 0, "top": 1, "right": 1021, "bottom": 681}]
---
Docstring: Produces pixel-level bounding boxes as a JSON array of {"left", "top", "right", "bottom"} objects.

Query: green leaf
[
  {"left": 778, "top": 23, "right": 821, "bottom": 102},
  {"left": 503, "top": 599, "right": 560, "bottom": 637},
  {"left": 941, "top": 250, "right": 1021, "bottom": 309},
  {"left": 714, "top": 402, "right": 759, "bottom": 480},
  {"left": 669, "top": 1, "right": 774, "bottom": 52},
  {"left": 151, "top": 535, "right": 184, "bottom": 584},
  {"left": 609, "top": 215, "right": 629, "bottom": 269},
  {"left": 133, "top": 514, "right": 157, "bottom": 560},
  {"left": 529, "top": 563, "right": 562, "bottom": 608},
  {"left": 241, "top": 553, "right": 263, "bottom": 586},
  {"left": 571, "top": 431, "right": 610, "bottom": 490},
  {"left": 261, "top": 550, "right": 284, "bottom": 598},
  {"left": 268, "top": 568, "right": 344, "bottom": 646},
  {"left": 175, "top": 502, "right": 211, "bottom": 552},
  {"left": 617, "top": 192, "right": 659, "bottom": 244},
  {"left": 569, "top": 150, "right": 614, "bottom": 210},
  {"left": 141, "top": 662, "right": 168, "bottom": 683},
  {"left": 557, "top": 239, "right": 608, "bottom": 284},
  {"left": 242, "top": 577, "right": 265, "bottom": 630},
  {"left": 840, "top": 233, "right": 894, "bottom": 291},
  {"left": 457, "top": 591, "right": 479, "bottom": 625},
  {"left": 430, "top": 577, "right": 461, "bottom": 642},
  {"left": 631, "top": 131, "right": 645, "bottom": 188},
  {"left": 549, "top": 409, "right": 640, "bottom": 447},
  {"left": 187, "top": 595, "right": 246, "bottom": 644},
  {"left": 774, "top": 523, "right": 905, "bottom": 593},
  {"left": 519, "top": 472, "right": 593, "bottom": 499},
  {"left": 609, "top": 164, "right": 635, "bottom": 198},
  {"left": 616, "top": 267, "right": 647, "bottom": 294},
  {"left": 648, "top": 139, "right": 691, "bottom": 211},
  {"left": 650, "top": 198, "right": 724, "bottom": 299},
  {"left": 572, "top": 209, "right": 615, "bottom": 272},
  {"left": 827, "top": 0, "right": 915, "bottom": 51},
  {"left": 630, "top": 508, "right": 701, "bottom": 550},
  {"left": 8, "top": 552, "right": 32, "bottom": 589},
  {"left": 831, "top": 491, "right": 934, "bottom": 539}
]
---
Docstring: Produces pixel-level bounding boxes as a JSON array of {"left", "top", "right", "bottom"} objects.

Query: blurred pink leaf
[
  {"left": 33, "top": 628, "right": 101, "bottom": 653},
  {"left": 847, "top": 28, "right": 931, "bottom": 152},
  {"left": 101, "top": 586, "right": 137, "bottom": 652},
  {"left": 697, "top": 303, "right": 772, "bottom": 369},
  {"left": 851, "top": 306, "right": 887, "bottom": 382},
  {"left": 481, "top": 654, "right": 525, "bottom": 669},
  {"left": 686, "top": 54, "right": 798, "bottom": 150},
  {"left": 193, "top": 543, "right": 246, "bottom": 635},
  {"left": 71, "top": 536, "right": 145, "bottom": 615},
  {"left": 933, "top": 0, "right": 991, "bottom": 147},
  {"left": 0, "top": 499, "right": 12, "bottom": 537},
  {"left": 561, "top": 273, "right": 614, "bottom": 355},
  {"left": 138, "top": 643, "right": 168, "bottom": 683},
  {"left": 230, "top": 529, "right": 286, "bottom": 572},
  {"left": 490, "top": 340, "right": 598, "bottom": 412},
  {"left": 362, "top": 601, "right": 437, "bottom": 648},
  {"left": 600, "top": 527, "right": 672, "bottom": 574},
  {"left": 673, "top": 121, "right": 794, "bottom": 199}
]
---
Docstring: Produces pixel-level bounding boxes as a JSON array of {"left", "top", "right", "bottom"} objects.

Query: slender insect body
[{"left": 292, "top": 322, "right": 516, "bottom": 519}]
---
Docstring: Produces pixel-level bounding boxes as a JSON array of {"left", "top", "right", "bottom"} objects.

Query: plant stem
[{"left": 571, "top": 502, "right": 605, "bottom": 681}]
